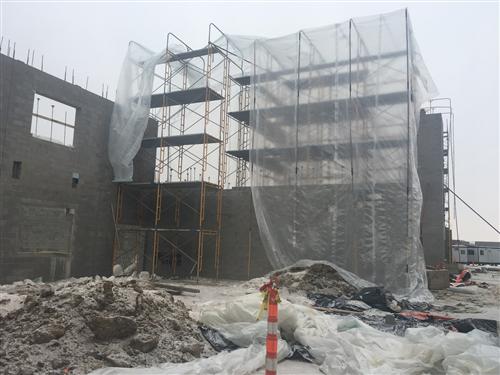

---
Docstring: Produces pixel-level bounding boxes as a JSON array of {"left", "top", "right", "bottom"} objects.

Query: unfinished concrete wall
[
  {"left": 218, "top": 188, "right": 272, "bottom": 279},
  {"left": 111, "top": 119, "right": 157, "bottom": 271},
  {"left": 128, "top": 186, "right": 271, "bottom": 280},
  {"left": 417, "top": 112, "right": 445, "bottom": 265},
  {"left": 0, "top": 54, "right": 115, "bottom": 283},
  {"left": 0, "top": 54, "right": 443, "bottom": 282}
]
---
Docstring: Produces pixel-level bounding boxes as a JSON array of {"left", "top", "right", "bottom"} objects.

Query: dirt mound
[
  {"left": 0, "top": 277, "right": 214, "bottom": 374},
  {"left": 273, "top": 263, "right": 357, "bottom": 297}
]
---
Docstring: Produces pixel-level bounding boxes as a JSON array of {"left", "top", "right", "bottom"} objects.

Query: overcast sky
[{"left": 1, "top": 1, "right": 499, "bottom": 242}]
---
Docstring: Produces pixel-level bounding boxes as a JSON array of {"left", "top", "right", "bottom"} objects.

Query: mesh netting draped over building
[{"left": 245, "top": 10, "right": 436, "bottom": 298}]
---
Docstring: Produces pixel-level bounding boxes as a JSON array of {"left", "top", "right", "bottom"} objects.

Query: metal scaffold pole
[{"left": 110, "top": 24, "right": 247, "bottom": 280}]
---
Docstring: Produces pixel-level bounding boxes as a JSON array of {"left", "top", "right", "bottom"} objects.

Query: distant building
[
  {"left": 451, "top": 241, "right": 500, "bottom": 264},
  {"left": 475, "top": 241, "right": 500, "bottom": 248}
]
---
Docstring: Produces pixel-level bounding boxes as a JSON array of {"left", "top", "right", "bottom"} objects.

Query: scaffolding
[
  {"left": 108, "top": 9, "right": 435, "bottom": 297},
  {"left": 111, "top": 25, "right": 249, "bottom": 279}
]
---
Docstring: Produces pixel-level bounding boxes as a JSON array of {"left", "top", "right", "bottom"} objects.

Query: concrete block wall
[
  {"left": 126, "top": 186, "right": 272, "bottom": 280},
  {"left": 0, "top": 54, "right": 116, "bottom": 283},
  {"left": 219, "top": 188, "right": 273, "bottom": 279},
  {"left": 0, "top": 51, "right": 445, "bottom": 283},
  {"left": 417, "top": 112, "right": 446, "bottom": 265}
]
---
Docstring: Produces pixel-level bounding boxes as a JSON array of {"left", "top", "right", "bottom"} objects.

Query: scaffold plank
[
  {"left": 228, "top": 91, "right": 407, "bottom": 126},
  {"left": 167, "top": 46, "right": 220, "bottom": 62},
  {"left": 141, "top": 133, "right": 221, "bottom": 148},
  {"left": 120, "top": 181, "right": 220, "bottom": 190},
  {"left": 226, "top": 139, "right": 407, "bottom": 162},
  {"left": 231, "top": 50, "right": 406, "bottom": 86},
  {"left": 150, "top": 87, "right": 223, "bottom": 108}
]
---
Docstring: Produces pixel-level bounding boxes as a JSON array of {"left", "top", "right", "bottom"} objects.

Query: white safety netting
[{"left": 108, "top": 9, "right": 437, "bottom": 298}]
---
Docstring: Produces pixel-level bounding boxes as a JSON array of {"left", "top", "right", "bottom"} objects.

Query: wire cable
[{"left": 445, "top": 185, "right": 500, "bottom": 236}]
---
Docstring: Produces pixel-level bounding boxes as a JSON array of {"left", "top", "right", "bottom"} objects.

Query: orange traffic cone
[{"left": 259, "top": 277, "right": 280, "bottom": 375}]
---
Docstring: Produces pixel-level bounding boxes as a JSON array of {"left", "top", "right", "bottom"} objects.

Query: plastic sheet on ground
[
  {"left": 88, "top": 341, "right": 290, "bottom": 375},
  {"left": 90, "top": 293, "right": 499, "bottom": 374},
  {"left": 204, "top": 294, "right": 499, "bottom": 374}
]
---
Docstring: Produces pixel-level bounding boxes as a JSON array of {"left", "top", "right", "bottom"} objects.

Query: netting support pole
[
  {"left": 292, "top": 31, "right": 302, "bottom": 251},
  {"left": 248, "top": 40, "right": 257, "bottom": 279},
  {"left": 348, "top": 19, "right": 354, "bottom": 191},
  {"left": 405, "top": 8, "right": 412, "bottom": 276}
]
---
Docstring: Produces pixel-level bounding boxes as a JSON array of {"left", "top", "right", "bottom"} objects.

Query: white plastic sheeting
[
  {"left": 108, "top": 9, "right": 437, "bottom": 298},
  {"left": 108, "top": 42, "right": 163, "bottom": 182},
  {"left": 89, "top": 293, "right": 500, "bottom": 375},
  {"left": 248, "top": 9, "right": 437, "bottom": 300},
  {"left": 89, "top": 341, "right": 290, "bottom": 375},
  {"left": 199, "top": 294, "right": 500, "bottom": 374},
  {"left": 108, "top": 42, "right": 204, "bottom": 181}
]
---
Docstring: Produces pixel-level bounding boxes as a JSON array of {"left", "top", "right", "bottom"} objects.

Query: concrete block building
[
  {"left": 0, "top": 54, "right": 116, "bottom": 282},
  {"left": 0, "top": 53, "right": 447, "bottom": 283}
]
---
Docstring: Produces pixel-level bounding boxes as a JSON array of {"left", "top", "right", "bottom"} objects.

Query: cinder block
[{"left": 426, "top": 269, "right": 449, "bottom": 290}]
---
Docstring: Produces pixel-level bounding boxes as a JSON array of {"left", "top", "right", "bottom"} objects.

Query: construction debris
[
  {"left": 0, "top": 277, "right": 213, "bottom": 375},
  {"left": 0, "top": 263, "right": 499, "bottom": 374},
  {"left": 152, "top": 282, "right": 201, "bottom": 294},
  {"left": 272, "top": 262, "right": 359, "bottom": 297}
]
